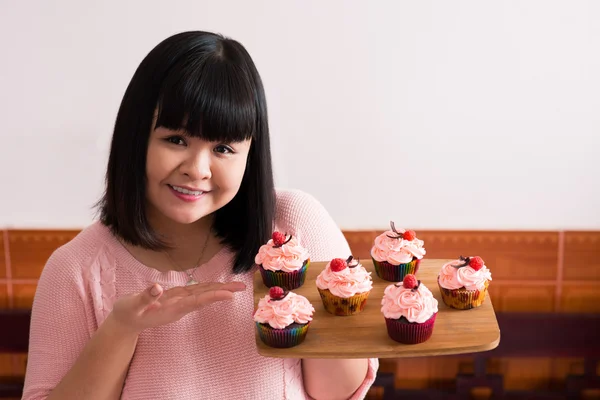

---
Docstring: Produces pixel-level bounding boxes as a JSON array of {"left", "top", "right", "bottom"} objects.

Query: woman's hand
[{"left": 109, "top": 281, "right": 246, "bottom": 334}]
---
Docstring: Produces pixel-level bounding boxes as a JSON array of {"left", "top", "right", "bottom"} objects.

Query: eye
[
  {"left": 214, "top": 144, "right": 235, "bottom": 154},
  {"left": 165, "top": 136, "right": 187, "bottom": 146}
]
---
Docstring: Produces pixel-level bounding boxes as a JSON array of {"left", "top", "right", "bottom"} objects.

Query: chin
[
  {"left": 157, "top": 207, "right": 205, "bottom": 225},
  {"left": 172, "top": 214, "right": 208, "bottom": 225}
]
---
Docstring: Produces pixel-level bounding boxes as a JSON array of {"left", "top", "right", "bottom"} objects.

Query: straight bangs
[{"left": 155, "top": 52, "right": 258, "bottom": 143}]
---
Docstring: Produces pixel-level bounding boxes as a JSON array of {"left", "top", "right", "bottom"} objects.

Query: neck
[
  {"left": 119, "top": 211, "right": 219, "bottom": 274},
  {"left": 146, "top": 208, "right": 216, "bottom": 268},
  {"left": 147, "top": 209, "right": 213, "bottom": 248}
]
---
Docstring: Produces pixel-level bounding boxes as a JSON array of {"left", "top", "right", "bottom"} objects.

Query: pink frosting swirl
[
  {"left": 380, "top": 282, "right": 438, "bottom": 323},
  {"left": 438, "top": 259, "right": 492, "bottom": 291},
  {"left": 371, "top": 230, "right": 426, "bottom": 264},
  {"left": 253, "top": 292, "right": 315, "bottom": 329},
  {"left": 254, "top": 236, "right": 309, "bottom": 272},
  {"left": 315, "top": 260, "right": 373, "bottom": 298}
]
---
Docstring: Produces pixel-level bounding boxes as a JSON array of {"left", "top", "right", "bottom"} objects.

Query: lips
[{"left": 168, "top": 184, "right": 205, "bottom": 195}]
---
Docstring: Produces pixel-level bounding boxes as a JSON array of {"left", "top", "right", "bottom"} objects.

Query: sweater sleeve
[
  {"left": 22, "top": 246, "right": 96, "bottom": 400},
  {"left": 275, "top": 189, "right": 379, "bottom": 400},
  {"left": 275, "top": 189, "right": 352, "bottom": 261}
]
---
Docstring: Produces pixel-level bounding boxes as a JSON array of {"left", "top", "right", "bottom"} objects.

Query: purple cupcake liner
[
  {"left": 385, "top": 313, "right": 437, "bottom": 344},
  {"left": 256, "top": 321, "right": 311, "bottom": 348},
  {"left": 259, "top": 260, "right": 309, "bottom": 290},
  {"left": 372, "top": 257, "right": 421, "bottom": 282}
]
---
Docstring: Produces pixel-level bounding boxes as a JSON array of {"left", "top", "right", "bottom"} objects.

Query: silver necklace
[{"left": 164, "top": 233, "right": 211, "bottom": 286}]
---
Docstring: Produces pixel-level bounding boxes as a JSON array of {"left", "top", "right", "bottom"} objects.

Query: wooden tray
[{"left": 254, "top": 259, "right": 500, "bottom": 359}]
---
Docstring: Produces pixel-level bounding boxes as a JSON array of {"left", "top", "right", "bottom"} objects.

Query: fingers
[
  {"left": 134, "top": 283, "right": 164, "bottom": 313},
  {"left": 150, "top": 283, "right": 163, "bottom": 297},
  {"left": 170, "top": 289, "right": 233, "bottom": 314},
  {"left": 196, "top": 289, "right": 236, "bottom": 304},
  {"left": 167, "top": 281, "right": 246, "bottom": 296},
  {"left": 196, "top": 281, "right": 246, "bottom": 292},
  {"left": 169, "top": 282, "right": 246, "bottom": 314},
  {"left": 210, "top": 281, "right": 246, "bottom": 292}
]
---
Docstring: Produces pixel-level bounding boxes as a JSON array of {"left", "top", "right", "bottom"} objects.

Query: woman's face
[{"left": 145, "top": 126, "right": 251, "bottom": 227}]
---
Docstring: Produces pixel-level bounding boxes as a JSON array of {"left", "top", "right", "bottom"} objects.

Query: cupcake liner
[
  {"left": 385, "top": 313, "right": 437, "bottom": 344},
  {"left": 317, "top": 288, "right": 370, "bottom": 316},
  {"left": 259, "top": 259, "right": 309, "bottom": 290},
  {"left": 256, "top": 321, "right": 311, "bottom": 348},
  {"left": 437, "top": 278, "right": 489, "bottom": 310},
  {"left": 372, "top": 257, "right": 421, "bottom": 282}
]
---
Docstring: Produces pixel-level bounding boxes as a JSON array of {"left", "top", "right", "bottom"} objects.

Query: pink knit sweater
[{"left": 22, "top": 189, "right": 378, "bottom": 399}]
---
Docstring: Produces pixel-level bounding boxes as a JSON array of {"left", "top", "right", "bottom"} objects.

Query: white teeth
[{"left": 171, "top": 185, "right": 202, "bottom": 196}]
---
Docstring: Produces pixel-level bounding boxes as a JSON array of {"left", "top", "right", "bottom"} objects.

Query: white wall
[{"left": 1, "top": 0, "right": 598, "bottom": 230}]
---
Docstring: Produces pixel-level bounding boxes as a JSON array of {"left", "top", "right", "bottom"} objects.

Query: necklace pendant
[{"left": 186, "top": 278, "right": 199, "bottom": 286}]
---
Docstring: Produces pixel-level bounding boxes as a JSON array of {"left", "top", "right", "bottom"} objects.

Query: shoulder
[
  {"left": 274, "top": 188, "right": 351, "bottom": 261},
  {"left": 275, "top": 188, "right": 331, "bottom": 228},
  {"left": 39, "top": 221, "right": 114, "bottom": 283}
]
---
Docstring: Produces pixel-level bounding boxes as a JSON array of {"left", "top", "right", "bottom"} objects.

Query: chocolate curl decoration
[
  {"left": 346, "top": 255, "right": 360, "bottom": 268},
  {"left": 412, "top": 280, "right": 421, "bottom": 292},
  {"left": 386, "top": 221, "right": 404, "bottom": 239},
  {"left": 451, "top": 255, "right": 471, "bottom": 269}
]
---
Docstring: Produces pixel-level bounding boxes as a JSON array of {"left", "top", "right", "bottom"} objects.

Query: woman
[{"left": 23, "top": 31, "right": 378, "bottom": 399}]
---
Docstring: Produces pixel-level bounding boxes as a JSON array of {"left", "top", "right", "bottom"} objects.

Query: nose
[{"left": 180, "top": 151, "right": 212, "bottom": 181}]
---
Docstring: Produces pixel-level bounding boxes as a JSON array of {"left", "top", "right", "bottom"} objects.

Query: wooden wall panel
[
  {"left": 0, "top": 231, "right": 6, "bottom": 279},
  {"left": 429, "top": 356, "right": 474, "bottom": 382},
  {"left": 0, "top": 354, "right": 14, "bottom": 377},
  {"left": 487, "top": 358, "right": 554, "bottom": 390},
  {"left": 344, "top": 230, "right": 379, "bottom": 259},
  {"left": 393, "top": 357, "right": 430, "bottom": 389},
  {"left": 560, "top": 283, "right": 600, "bottom": 313},
  {"left": 488, "top": 284, "right": 556, "bottom": 313},
  {"left": 416, "top": 231, "right": 559, "bottom": 281},
  {"left": 552, "top": 358, "right": 585, "bottom": 379},
  {"left": 346, "top": 230, "right": 560, "bottom": 281},
  {"left": 12, "top": 284, "right": 38, "bottom": 310},
  {"left": 1, "top": 227, "right": 598, "bottom": 389},
  {"left": 563, "top": 232, "right": 600, "bottom": 281},
  {"left": 12, "top": 354, "right": 27, "bottom": 376},
  {"left": 388, "top": 357, "right": 474, "bottom": 390},
  {"left": 0, "top": 284, "right": 8, "bottom": 309},
  {"left": 8, "top": 230, "right": 79, "bottom": 280}
]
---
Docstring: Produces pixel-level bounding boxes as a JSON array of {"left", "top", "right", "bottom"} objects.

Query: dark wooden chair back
[{"left": 0, "top": 309, "right": 31, "bottom": 399}]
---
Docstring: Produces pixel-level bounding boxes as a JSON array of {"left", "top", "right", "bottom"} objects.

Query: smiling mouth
[{"left": 168, "top": 185, "right": 205, "bottom": 196}]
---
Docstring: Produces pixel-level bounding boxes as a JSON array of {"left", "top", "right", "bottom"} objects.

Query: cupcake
[
  {"left": 316, "top": 256, "right": 373, "bottom": 316},
  {"left": 381, "top": 274, "right": 438, "bottom": 344},
  {"left": 255, "top": 232, "right": 310, "bottom": 290},
  {"left": 437, "top": 256, "right": 492, "bottom": 310},
  {"left": 371, "top": 221, "right": 426, "bottom": 282},
  {"left": 254, "top": 286, "right": 315, "bottom": 348}
]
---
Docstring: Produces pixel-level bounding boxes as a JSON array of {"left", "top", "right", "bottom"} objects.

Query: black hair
[{"left": 97, "top": 31, "right": 275, "bottom": 273}]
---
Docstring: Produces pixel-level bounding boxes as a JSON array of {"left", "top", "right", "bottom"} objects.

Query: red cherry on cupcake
[
  {"left": 269, "top": 286, "right": 285, "bottom": 300},
  {"left": 403, "top": 230, "right": 416, "bottom": 241},
  {"left": 403, "top": 274, "right": 419, "bottom": 289},
  {"left": 469, "top": 256, "right": 485, "bottom": 271},
  {"left": 330, "top": 258, "right": 347, "bottom": 272},
  {"left": 272, "top": 232, "right": 286, "bottom": 247}
]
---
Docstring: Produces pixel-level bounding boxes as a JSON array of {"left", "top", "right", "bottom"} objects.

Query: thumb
[{"left": 139, "top": 283, "right": 163, "bottom": 308}]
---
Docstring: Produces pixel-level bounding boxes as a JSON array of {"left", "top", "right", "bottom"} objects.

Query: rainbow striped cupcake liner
[
  {"left": 372, "top": 257, "right": 421, "bottom": 282},
  {"left": 256, "top": 321, "right": 311, "bottom": 348},
  {"left": 437, "top": 278, "right": 489, "bottom": 310},
  {"left": 317, "top": 288, "right": 370, "bottom": 316},
  {"left": 385, "top": 313, "right": 437, "bottom": 344},
  {"left": 259, "top": 260, "right": 309, "bottom": 290}
]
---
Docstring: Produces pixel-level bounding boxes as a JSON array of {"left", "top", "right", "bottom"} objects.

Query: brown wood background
[{"left": 1, "top": 228, "right": 599, "bottom": 391}]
